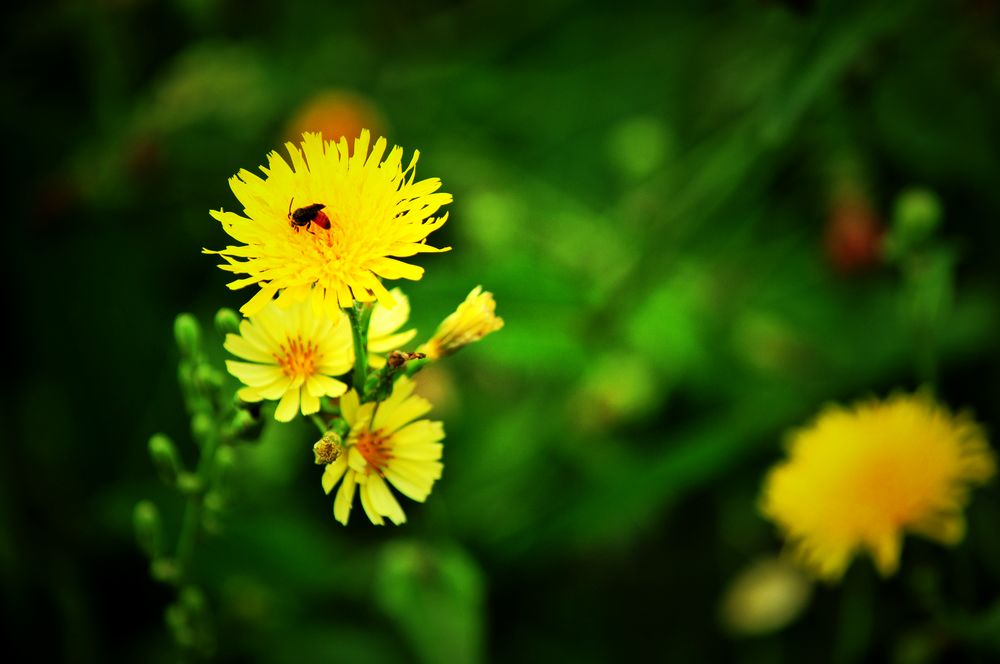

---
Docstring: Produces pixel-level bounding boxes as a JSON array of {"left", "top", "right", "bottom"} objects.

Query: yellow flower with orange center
[
  {"left": 207, "top": 130, "right": 451, "bottom": 317},
  {"left": 321, "top": 377, "right": 443, "bottom": 525},
  {"left": 421, "top": 286, "right": 503, "bottom": 360},
  {"left": 760, "top": 393, "right": 995, "bottom": 580},
  {"left": 225, "top": 300, "right": 353, "bottom": 422}
]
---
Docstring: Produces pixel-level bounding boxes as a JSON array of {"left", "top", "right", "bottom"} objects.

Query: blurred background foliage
[{"left": 4, "top": 0, "right": 1000, "bottom": 662}]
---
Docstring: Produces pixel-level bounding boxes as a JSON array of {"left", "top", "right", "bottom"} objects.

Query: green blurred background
[{"left": 4, "top": 0, "right": 1000, "bottom": 661}]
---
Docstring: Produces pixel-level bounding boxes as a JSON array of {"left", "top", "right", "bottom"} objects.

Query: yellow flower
[
  {"left": 367, "top": 288, "right": 417, "bottom": 369},
  {"left": 760, "top": 393, "right": 995, "bottom": 581},
  {"left": 321, "top": 377, "right": 443, "bottom": 525},
  {"left": 225, "top": 299, "right": 353, "bottom": 422},
  {"left": 207, "top": 130, "right": 451, "bottom": 317},
  {"left": 420, "top": 286, "right": 503, "bottom": 360}
]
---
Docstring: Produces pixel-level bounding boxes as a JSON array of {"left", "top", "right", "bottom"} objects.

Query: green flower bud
[
  {"left": 202, "top": 491, "right": 225, "bottom": 534},
  {"left": 214, "top": 308, "right": 241, "bottom": 336},
  {"left": 224, "top": 409, "right": 262, "bottom": 443},
  {"left": 149, "top": 434, "right": 183, "bottom": 487},
  {"left": 174, "top": 586, "right": 214, "bottom": 654},
  {"left": 177, "top": 472, "right": 204, "bottom": 496},
  {"left": 193, "top": 364, "right": 223, "bottom": 392},
  {"left": 213, "top": 446, "right": 236, "bottom": 490},
  {"left": 229, "top": 409, "right": 255, "bottom": 432},
  {"left": 133, "top": 500, "right": 163, "bottom": 559},
  {"left": 892, "top": 188, "right": 942, "bottom": 250},
  {"left": 165, "top": 602, "right": 196, "bottom": 648},
  {"left": 174, "top": 314, "right": 202, "bottom": 358},
  {"left": 150, "top": 558, "right": 178, "bottom": 583},
  {"left": 191, "top": 412, "right": 214, "bottom": 445}
]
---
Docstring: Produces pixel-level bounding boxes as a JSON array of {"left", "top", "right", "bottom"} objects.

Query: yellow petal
[
  {"left": 275, "top": 387, "right": 300, "bottom": 422},
  {"left": 322, "top": 457, "right": 348, "bottom": 494},
  {"left": 334, "top": 470, "right": 356, "bottom": 525}
]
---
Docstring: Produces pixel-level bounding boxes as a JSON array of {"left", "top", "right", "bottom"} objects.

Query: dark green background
[{"left": 4, "top": 1, "right": 1000, "bottom": 662}]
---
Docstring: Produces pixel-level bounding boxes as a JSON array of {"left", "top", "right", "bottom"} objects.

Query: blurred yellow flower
[
  {"left": 225, "top": 300, "right": 353, "bottom": 422},
  {"left": 420, "top": 286, "right": 503, "bottom": 360},
  {"left": 207, "top": 130, "right": 451, "bottom": 317},
  {"left": 322, "top": 377, "right": 444, "bottom": 525},
  {"left": 368, "top": 288, "right": 417, "bottom": 369},
  {"left": 761, "top": 393, "right": 995, "bottom": 581}
]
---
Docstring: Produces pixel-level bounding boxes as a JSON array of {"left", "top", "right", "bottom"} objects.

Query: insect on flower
[{"left": 287, "top": 198, "right": 331, "bottom": 232}]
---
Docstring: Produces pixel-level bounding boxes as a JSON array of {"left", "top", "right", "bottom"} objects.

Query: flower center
[
  {"left": 355, "top": 429, "right": 392, "bottom": 474},
  {"left": 274, "top": 335, "right": 320, "bottom": 378}
]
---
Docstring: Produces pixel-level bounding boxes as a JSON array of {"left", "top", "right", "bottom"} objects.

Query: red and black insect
[{"left": 287, "top": 199, "right": 331, "bottom": 232}]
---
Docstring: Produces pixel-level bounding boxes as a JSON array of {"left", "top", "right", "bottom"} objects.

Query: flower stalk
[{"left": 346, "top": 301, "right": 372, "bottom": 393}]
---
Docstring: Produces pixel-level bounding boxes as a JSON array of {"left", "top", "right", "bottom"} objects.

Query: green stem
[
  {"left": 175, "top": 428, "right": 220, "bottom": 585},
  {"left": 310, "top": 414, "right": 327, "bottom": 434},
  {"left": 346, "top": 303, "right": 370, "bottom": 392}
]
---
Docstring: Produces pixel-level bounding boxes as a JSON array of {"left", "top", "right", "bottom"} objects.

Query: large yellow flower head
[
  {"left": 224, "top": 299, "right": 353, "bottom": 422},
  {"left": 321, "top": 377, "right": 444, "bottom": 525},
  {"left": 207, "top": 130, "right": 451, "bottom": 317},
  {"left": 761, "top": 393, "right": 995, "bottom": 581}
]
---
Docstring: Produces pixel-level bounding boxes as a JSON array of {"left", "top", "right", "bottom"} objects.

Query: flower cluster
[{"left": 212, "top": 131, "right": 503, "bottom": 524}]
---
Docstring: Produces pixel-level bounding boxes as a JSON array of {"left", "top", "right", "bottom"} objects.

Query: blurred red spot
[{"left": 824, "top": 197, "right": 884, "bottom": 274}]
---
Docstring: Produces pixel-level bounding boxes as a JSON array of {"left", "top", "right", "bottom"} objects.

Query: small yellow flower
[
  {"left": 207, "top": 130, "right": 451, "bottom": 317},
  {"left": 322, "top": 377, "right": 444, "bottom": 525},
  {"left": 225, "top": 300, "right": 353, "bottom": 422},
  {"left": 367, "top": 288, "right": 417, "bottom": 369},
  {"left": 420, "top": 286, "right": 503, "bottom": 360},
  {"left": 760, "top": 393, "right": 995, "bottom": 581}
]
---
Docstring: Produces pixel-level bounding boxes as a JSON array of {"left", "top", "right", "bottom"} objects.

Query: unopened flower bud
[
  {"left": 894, "top": 188, "right": 941, "bottom": 245},
  {"left": 166, "top": 602, "right": 196, "bottom": 648},
  {"left": 151, "top": 558, "right": 178, "bottom": 583},
  {"left": 174, "top": 314, "right": 201, "bottom": 358},
  {"left": 420, "top": 286, "right": 504, "bottom": 360},
  {"left": 313, "top": 431, "right": 344, "bottom": 464},
  {"left": 214, "top": 308, "right": 241, "bottom": 336},
  {"left": 180, "top": 585, "right": 209, "bottom": 615},
  {"left": 149, "top": 434, "right": 183, "bottom": 487},
  {"left": 177, "top": 472, "right": 203, "bottom": 496},
  {"left": 191, "top": 412, "right": 214, "bottom": 444},
  {"left": 213, "top": 446, "right": 235, "bottom": 490},
  {"left": 133, "top": 500, "right": 163, "bottom": 559},
  {"left": 194, "top": 364, "right": 223, "bottom": 392}
]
